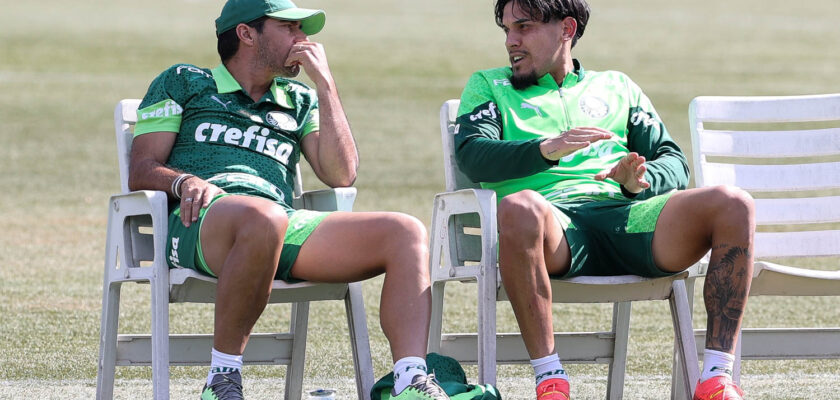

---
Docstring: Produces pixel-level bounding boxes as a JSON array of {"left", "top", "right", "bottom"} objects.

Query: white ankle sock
[
  {"left": 207, "top": 348, "right": 243, "bottom": 385},
  {"left": 531, "top": 353, "right": 568, "bottom": 385},
  {"left": 393, "top": 356, "right": 428, "bottom": 394},
  {"left": 700, "top": 349, "right": 735, "bottom": 382}
]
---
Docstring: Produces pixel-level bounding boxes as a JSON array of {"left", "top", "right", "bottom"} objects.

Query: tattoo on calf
[{"left": 704, "top": 245, "right": 751, "bottom": 352}]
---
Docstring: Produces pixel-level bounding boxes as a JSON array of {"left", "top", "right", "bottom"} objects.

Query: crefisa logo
[{"left": 266, "top": 111, "right": 298, "bottom": 131}]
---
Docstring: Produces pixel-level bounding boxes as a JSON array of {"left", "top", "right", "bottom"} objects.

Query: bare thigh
[
  {"left": 199, "top": 195, "right": 289, "bottom": 276},
  {"left": 652, "top": 188, "right": 720, "bottom": 272},
  {"left": 289, "top": 211, "right": 428, "bottom": 282}
]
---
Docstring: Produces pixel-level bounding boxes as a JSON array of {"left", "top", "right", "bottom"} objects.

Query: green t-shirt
[
  {"left": 135, "top": 63, "right": 320, "bottom": 211},
  {"left": 453, "top": 60, "right": 689, "bottom": 203}
]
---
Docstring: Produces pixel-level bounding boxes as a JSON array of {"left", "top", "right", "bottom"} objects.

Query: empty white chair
[{"left": 689, "top": 93, "right": 840, "bottom": 381}]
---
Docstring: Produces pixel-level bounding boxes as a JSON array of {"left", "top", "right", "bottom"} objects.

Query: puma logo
[
  {"left": 521, "top": 102, "right": 543, "bottom": 117},
  {"left": 211, "top": 95, "right": 233, "bottom": 110}
]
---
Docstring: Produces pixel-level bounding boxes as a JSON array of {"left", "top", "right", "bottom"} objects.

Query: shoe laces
[
  {"left": 408, "top": 373, "right": 449, "bottom": 399},
  {"left": 206, "top": 372, "right": 244, "bottom": 400},
  {"left": 537, "top": 378, "right": 570, "bottom": 400}
]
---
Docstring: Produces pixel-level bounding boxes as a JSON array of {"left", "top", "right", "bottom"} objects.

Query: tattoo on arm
[{"left": 704, "top": 244, "right": 752, "bottom": 352}]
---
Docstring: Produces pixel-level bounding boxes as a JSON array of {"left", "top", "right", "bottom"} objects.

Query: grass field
[{"left": 1, "top": 0, "right": 839, "bottom": 398}]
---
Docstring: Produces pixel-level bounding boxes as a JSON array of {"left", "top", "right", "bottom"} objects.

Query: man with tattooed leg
[{"left": 452, "top": 0, "right": 754, "bottom": 399}]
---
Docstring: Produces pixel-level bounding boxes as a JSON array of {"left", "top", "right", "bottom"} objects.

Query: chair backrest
[
  {"left": 114, "top": 99, "right": 305, "bottom": 197},
  {"left": 689, "top": 94, "right": 840, "bottom": 260},
  {"left": 440, "top": 99, "right": 481, "bottom": 192}
]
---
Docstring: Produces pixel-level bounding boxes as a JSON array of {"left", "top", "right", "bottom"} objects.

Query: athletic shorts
[
  {"left": 551, "top": 191, "right": 678, "bottom": 279},
  {"left": 165, "top": 194, "right": 330, "bottom": 282}
]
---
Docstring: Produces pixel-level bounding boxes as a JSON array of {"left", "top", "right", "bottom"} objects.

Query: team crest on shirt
[
  {"left": 266, "top": 111, "right": 298, "bottom": 131},
  {"left": 579, "top": 95, "right": 610, "bottom": 119}
]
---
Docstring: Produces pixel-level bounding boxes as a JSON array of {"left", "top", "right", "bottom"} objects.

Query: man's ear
[
  {"left": 561, "top": 16, "right": 577, "bottom": 41},
  {"left": 235, "top": 23, "right": 256, "bottom": 47}
]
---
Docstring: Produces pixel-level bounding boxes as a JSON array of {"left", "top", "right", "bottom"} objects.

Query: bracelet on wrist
[{"left": 170, "top": 173, "right": 194, "bottom": 199}]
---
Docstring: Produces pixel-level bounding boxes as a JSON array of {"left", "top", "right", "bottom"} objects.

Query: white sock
[
  {"left": 393, "top": 356, "right": 428, "bottom": 394},
  {"left": 531, "top": 353, "right": 569, "bottom": 385},
  {"left": 207, "top": 348, "right": 243, "bottom": 386},
  {"left": 700, "top": 349, "right": 735, "bottom": 382}
]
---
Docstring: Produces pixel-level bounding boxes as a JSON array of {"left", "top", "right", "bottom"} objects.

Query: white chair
[
  {"left": 428, "top": 99, "right": 701, "bottom": 399},
  {"left": 96, "top": 99, "right": 375, "bottom": 400},
  {"left": 689, "top": 94, "right": 840, "bottom": 381}
]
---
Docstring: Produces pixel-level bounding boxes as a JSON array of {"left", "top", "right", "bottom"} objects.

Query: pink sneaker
[
  {"left": 693, "top": 376, "right": 744, "bottom": 400},
  {"left": 536, "top": 378, "right": 570, "bottom": 400}
]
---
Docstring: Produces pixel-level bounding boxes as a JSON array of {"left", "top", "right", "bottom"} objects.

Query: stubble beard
[{"left": 256, "top": 40, "right": 299, "bottom": 78}]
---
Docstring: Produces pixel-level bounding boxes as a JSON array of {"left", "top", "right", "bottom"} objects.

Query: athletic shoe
[
  {"left": 693, "top": 376, "right": 744, "bottom": 400},
  {"left": 200, "top": 371, "right": 244, "bottom": 400},
  {"left": 536, "top": 378, "right": 570, "bottom": 400},
  {"left": 390, "top": 373, "right": 450, "bottom": 399}
]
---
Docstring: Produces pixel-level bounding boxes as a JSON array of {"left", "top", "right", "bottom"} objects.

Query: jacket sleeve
[
  {"left": 453, "top": 73, "right": 553, "bottom": 183},
  {"left": 622, "top": 78, "right": 690, "bottom": 200}
]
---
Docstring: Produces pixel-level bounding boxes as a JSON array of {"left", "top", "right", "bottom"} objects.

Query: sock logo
[
  {"left": 394, "top": 364, "right": 427, "bottom": 380},
  {"left": 210, "top": 367, "right": 240, "bottom": 374},
  {"left": 710, "top": 366, "right": 733, "bottom": 376},
  {"left": 535, "top": 369, "right": 566, "bottom": 382}
]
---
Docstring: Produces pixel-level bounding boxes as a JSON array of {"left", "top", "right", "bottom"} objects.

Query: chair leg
[
  {"left": 477, "top": 275, "right": 497, "bottom": 386},
  {"left": 428, "top": 280, "right": 446, "bottom": 354},
  {"left": 150, "top": 275, "right": 171, "bottom": 400},
  {"left": 671, "top": 277, "right": 696, "bottom": 400},
  {"left": 607, "top": 302, "right": 631, "bottom": 400},
  {"left": 345, "top": 282, "right": 374, "bottom": 400},
  {"left": 97, "top": 281, "right": 121, "bottom": 400},
  {"left": 285, "top": 302, "right": 309, "bottom": 400},
  {"left": 669, "top": 280, "right": 699, "bottom": 400}
]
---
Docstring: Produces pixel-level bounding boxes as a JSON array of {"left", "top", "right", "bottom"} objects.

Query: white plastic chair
[
  {"left": 689, "top": 94, "right": 840, "bottom": 380},
  {"left": 428, "top": 99, "right": 701, "bottom": 399},
  {"left": 96, "top": 99, "right": 375, "bottom": 400}
]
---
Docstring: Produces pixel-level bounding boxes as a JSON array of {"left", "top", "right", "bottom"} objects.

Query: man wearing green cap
[{"left": 129, "top": 0, "right": 449, "bottom": 399}]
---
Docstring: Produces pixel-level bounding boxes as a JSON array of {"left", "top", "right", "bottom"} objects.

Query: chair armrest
[
  {"left": 433, "top": 188, "right": 497, "bottom": 218},
  {"left": 109, "top": 190, "right": 169, "bottom": 219},
  {"left": 293, "top": 187, "right": 357, "bottom": 212},
  {"left": 105, "top": 190, "right": 169, "bottom": 281},
  {"left": 430, "top": 188, "right": 498, "bottom": 282}
]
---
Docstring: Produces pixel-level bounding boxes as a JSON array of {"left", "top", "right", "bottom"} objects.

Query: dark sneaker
[
  {"left": 390, "top": 373, "right": 450, "bottom": 399},
  {"left": 200, "top": 371, "right": 243, "bottom": 400}
]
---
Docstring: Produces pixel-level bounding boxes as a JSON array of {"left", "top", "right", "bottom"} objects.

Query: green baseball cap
[{"left": 215, "top": 0, "right": 326, "bottom": 36}]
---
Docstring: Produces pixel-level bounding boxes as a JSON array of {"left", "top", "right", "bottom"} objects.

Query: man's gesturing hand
[
  {"left": 594, "top": 152, "right": 650, "bottom": 194},
  {"left": 539, "top": 127, "right": 613, "bottom": 161},
  {"left": 179, "top": 177, "right": 225, "bottom": 227}
]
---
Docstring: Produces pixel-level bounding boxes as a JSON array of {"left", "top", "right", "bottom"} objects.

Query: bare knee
[
  {"left": 380, "top": 212, "right": 429, "bottom": 271},
  {"left": 233, "top": 203, "right": 289, "bottom": 254},
  {"left": 706, "top": 185, "right": 755, "bottom": 231},
  {"left": 498, "top": 190, "right": 550, "bottom": 243}
]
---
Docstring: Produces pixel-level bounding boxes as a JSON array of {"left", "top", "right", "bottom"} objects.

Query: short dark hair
[
  {"left": 494, "top": 0, "right": 590, "bottom": 48},
  {"left": 217, "top": 16, "right": 270, "bottom": 62}
]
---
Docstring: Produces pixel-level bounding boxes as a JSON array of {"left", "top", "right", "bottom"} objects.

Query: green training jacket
[{"left": 453, "top": 60, "right": 689, "bottom": 202}]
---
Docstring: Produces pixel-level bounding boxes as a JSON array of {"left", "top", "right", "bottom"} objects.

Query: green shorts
[
  {"left": 552, "top": 191, "right": 678, "bottom": 279},
  {"left": 165, "top": 194, "right": 330, "bottom": 282}
]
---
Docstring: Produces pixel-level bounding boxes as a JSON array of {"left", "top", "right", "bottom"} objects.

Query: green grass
[{"left": 1, "top": 0, "right": 840, "bottom": 398}]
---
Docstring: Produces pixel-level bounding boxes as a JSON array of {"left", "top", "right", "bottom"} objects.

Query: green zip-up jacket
[{"left": 453, "top": 60, "right": 689, "bottom": 202}]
